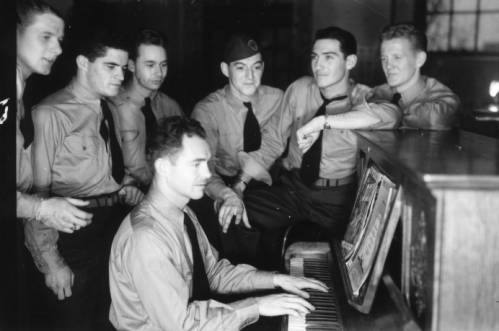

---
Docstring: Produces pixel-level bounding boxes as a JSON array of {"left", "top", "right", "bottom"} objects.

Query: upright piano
[{"left": 283, "top": 130, "right": 499, "bottom": 331}]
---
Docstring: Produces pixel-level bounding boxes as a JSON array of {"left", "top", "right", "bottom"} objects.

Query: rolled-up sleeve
[
  {"left": 191, "top": 104, "right": 232, "bottom": 201},
  {"left": 353, "top": 100, "right": 402, "bottom": 129},
  {"left": 402, "top": 89, "right": 460, "bottom": 130}
]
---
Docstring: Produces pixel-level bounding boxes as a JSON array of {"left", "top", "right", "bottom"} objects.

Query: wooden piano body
[
  {"left": 355, "top": 130, "right": 499, "bottom": 331},
  {"left": 284, "top": 129, "right": 499, "bottom": 331}
]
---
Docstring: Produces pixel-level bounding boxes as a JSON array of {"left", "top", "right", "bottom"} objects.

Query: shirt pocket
[
  {"left": 59, "top": 134, "right": 102, "bottom": 180},
  {"left": 120, "top": 130, "right": 139, "bottom": 143},
  {"left": 65, "top": 134, "right": 99, "bottom": 155}
]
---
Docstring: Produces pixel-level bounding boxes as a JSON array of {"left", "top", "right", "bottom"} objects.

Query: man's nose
[
  {"left": 245, "top": 68, "right": 254, "bottom": 80},
  {"left": 52, "top": 40, "right": 62, "bottom": 56},
  {"left": 201, "top": 163, "right": 211, "bottom": 180}
]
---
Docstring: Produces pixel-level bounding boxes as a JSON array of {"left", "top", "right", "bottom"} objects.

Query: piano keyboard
[{"left": 286, "top": 256, "right": 344, "bottom": 331}]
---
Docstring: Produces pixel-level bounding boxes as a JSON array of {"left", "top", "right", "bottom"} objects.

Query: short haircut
[
  {"left": 381, "top": 23, "right": 427, "bottom": 52},
  {"left": 149, "top": 116, "right": 206, "bottom": 166},
  {"left": 130, "top": 29, "right": 168, "bottom": 61},
  {"left": 314, "top": 26, "right": 357, "bottom": 57},
  {"left": 16, "top": 0, "right": 62, "bottom": 33},
  {"left": 75, "top": 26, "right": 128, "bottom": 62}
]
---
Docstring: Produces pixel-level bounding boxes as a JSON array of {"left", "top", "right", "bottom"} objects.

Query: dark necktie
[
  {"left": 243, "top": 102, "right": 261, "bottom": 152},
  {"left": 391, "top": 92, "right": 401, "bottom": 106},
  {"left": 100, "top": 100, "right": 125, "bottom": 183},
  {"left": 19, "top": 103, "right": 33, "bottom": 149},
  {"left": 300, "top": 94, "right": 348, "bottom": 185},
  {"left": 184, "top": 212, "right": 211, "bottom": 302},
  {"left": 141, "top": 97, "right": 157, "bottom": 151}
]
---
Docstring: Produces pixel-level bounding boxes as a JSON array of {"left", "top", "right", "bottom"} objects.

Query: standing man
[
  {"left": 26, "top": 27, "right": 143, "bottom": 330},
  {"left": 110, "top": 29, "right": 183, "bottom": 190},
  {"left": 191, "top": 34, "right": 282, "bottom": 256},
  {"left": 368, "top": 23, "right": 460, "bottom": 130},
  {"left": 236, "top": 26, "right": 400, "bottom": 268},
  {"left": 109, "top": 116, "right": 328, "bottom": 331},
  {"left": 16, "top": 0, "right": 92, "bottom": 232}
]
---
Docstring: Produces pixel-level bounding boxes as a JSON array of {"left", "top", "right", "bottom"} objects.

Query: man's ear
[
  {"left": 416, "top": 51, "right": 427, "bottom": 69},
  {"left": 220, "top": 62, "right": 229, "bottom": 78},
  {"left": 346, "top": 54, "right": 357, "bottom": 71},
  {"left": 128, "top": 59, "right": 136, "bottom": 73},
  {"left": 154, "top": 157, "right": 170, "bottom": 176},
  {"left": 76, "top": 55, "right": 89, "bottom": 72}
]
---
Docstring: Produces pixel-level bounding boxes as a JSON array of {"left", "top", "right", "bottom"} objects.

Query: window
[{"left": 426, "top": 0, "right": 499, "bottom": 52}]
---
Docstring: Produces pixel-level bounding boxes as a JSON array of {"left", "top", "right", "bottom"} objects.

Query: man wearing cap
[
  {"left": 110, "top": 29, "right": 184, "bottom": 191},
  {"left": 190, "top": 34, "right": 282, "bottom": 260},
  {"left": 235, "top": 26, "right": 401, "bottom": 268}
]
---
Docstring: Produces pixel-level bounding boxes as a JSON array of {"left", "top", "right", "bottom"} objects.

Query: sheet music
[{"left": 341, "top": 166, "right": 397, "bottom": 296}]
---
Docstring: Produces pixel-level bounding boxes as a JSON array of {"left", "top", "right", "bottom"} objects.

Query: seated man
[
  {"left": 370, "top": 23, "right": 460, "bottom": 130},
  {"left": 190, "top": 33, "right": 282, "bottom": 254},
  {"left": 109, "top": 116, "right": 327, "bottom": 330},
  {"left": 235, "top": 26, "right": 400, "bottom": 268}
]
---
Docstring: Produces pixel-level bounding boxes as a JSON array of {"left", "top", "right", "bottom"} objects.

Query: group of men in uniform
[{"left": 17, "top": 1, "right": 459, "bottom": 328}]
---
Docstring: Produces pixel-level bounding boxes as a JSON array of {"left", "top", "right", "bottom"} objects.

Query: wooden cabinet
[{"left": 356, "top": 130, "right": 499, "bottom": 331}]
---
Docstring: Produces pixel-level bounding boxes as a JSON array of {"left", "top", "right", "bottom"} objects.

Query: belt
[
  {"left": 312, "top": 173, "right": 356, "bottom": 188},
  {"left": 82, "top": 191, "right": 122, "bottom": 208}
]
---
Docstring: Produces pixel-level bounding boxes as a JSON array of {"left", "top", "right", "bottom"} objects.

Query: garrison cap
[{"left": 222, "top": 34, "right": 260, "bottom": 64}]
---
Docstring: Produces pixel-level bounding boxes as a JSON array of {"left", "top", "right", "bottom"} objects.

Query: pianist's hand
[
  {"left": 256, "top": 293, "right": 314, "bottom": 317},
  {"left": 273, "top": 274, "right": 328, "bottom": 298}
]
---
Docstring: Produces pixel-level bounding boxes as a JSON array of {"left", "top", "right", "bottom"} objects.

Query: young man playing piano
[
  {"left": 109, "top": 116, "right": 327, "bottom": 330},
  {"left": 234, "top": 26, "right": 401, "bottom": 269},
  {"left": 354, "top": 23, "right": 460, "bottom": 130}
]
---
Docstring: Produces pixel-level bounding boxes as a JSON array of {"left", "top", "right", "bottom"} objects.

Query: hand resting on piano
[{"left": 255, "top": 274, "right": 328, "bottom": 318}]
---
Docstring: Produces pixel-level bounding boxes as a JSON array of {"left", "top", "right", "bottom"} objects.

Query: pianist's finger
[{"left": 301, "top": 277, "right": 329, "bottom": 292}]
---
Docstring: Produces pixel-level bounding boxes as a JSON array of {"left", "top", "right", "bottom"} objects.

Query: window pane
[
  {"left": 450, "top": 14, "right": 476, "bottom": 50},
  {"left": 481, "top": 0, "right": 499, "bottom": 10},
  {"left": 454, "top": 0, "right": 478, "bottom": 11},
  {"left": 427, "top": 14, "right": 450, "bottom": 51},
  {"left": 427, "top": 0, "right": 452, "bottom": 12},
  {"left": 478, "top": 14, "right": 499, "bottom": 51}
]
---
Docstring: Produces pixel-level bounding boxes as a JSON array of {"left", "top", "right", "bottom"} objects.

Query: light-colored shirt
[
  {"left": 16, "top": 64, "right": 41, "bottom": 219},
  {"left": 248, "top": 76, "right": 400, "bottom": 179},
  {"left": 372, "top": 76, "right": 460, "bottom": 130},
  {"left": 25, "top": 79, "right": 121, "bottom": 274},
  {"left": 109, "top": 192, "right": 276, "bottom": 331},
  {"left": 31, "top": 79, "right": 121, "bottom": 198},
  {"left": 191, "top": 84, "right": 283, "bottom": 200},
  {"left": 110, "top": 89, "right": 184, "bottom": 187}
]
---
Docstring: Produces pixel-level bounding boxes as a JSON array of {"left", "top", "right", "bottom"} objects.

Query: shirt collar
[
  {"left": 313, "top": 79, "right": 354, "bottom": 106},
  {"left": 398, "top": 76, "right": 426, "bottom": 105},
  {"left": 67, "top": 79, "right": 102, "bottom": 106},
  {"left": 145, "top": 186, "right": 187, "bottom": 228},
  {"left": 121, "top": 83, "right": 159, "bottom": 107},
  {"left": 224, "top": 84, "right": 261, "bottom": 111},
  {"left": 16, "top": 64, "right": 26, "bottom": 102}
]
